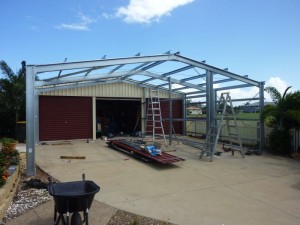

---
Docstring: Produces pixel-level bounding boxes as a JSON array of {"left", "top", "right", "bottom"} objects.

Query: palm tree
[
  {"left": 262, "top": 86, "right": 300, "bottom": 130},
  {"left": 0, "top": 61, "right": 25, "bottom": 136},
  {"left": 262, "top": 86, "right": 291, "bottom": 129},
  {"left": 262, "top": 86, "right": 300, "bottom": 154}
]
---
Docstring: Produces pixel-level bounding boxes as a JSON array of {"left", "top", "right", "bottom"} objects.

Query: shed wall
[{"left": 39, "top": 82, "right": 181, "bottom": 99}]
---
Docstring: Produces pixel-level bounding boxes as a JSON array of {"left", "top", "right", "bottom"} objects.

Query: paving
[{"left": 9, "top": 139, "right": 300, "bottom": 225}]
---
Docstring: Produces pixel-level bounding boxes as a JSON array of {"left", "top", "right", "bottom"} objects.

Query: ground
[{"left": 1, "top": 166, "right": 175, "bottom": 225}]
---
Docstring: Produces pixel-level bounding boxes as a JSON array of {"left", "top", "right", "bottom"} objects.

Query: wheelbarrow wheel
[{"left": 71, "top": 212, "right": 82, "bottom": 225}]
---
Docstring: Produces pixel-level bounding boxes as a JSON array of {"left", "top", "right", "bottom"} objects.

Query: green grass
[
  {"left": 236, "top": 112, "right": 260, "bottom": 120},
  {"left": 186, "top": 112, "right": 260, "bottom": 120}
]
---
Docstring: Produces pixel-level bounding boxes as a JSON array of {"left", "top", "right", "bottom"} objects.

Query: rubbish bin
[{"left": 16, "top": 121, "right": 26, "bottom": 143}]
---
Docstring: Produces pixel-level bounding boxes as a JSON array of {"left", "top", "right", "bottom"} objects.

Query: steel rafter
[
  {"left": 139, "top": 65, "right": 194, "bottom": 84},
  {"left": 140, "top": 71, "right": 206, "bottom": 91},
  {"left": 170, "top": 54, "right": 260, "bottom": 87}
]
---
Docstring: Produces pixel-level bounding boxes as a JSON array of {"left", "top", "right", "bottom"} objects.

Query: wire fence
[{"left": 186, "top": 119, "right": 300, "bottom": 152}]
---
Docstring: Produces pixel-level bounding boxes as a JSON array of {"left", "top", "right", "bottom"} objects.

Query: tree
[
  {"left": 262, "top": 86, "right": 300, "bottom": 129},
  {"left": 0, "top": 61, "right": 25, "bottom": 137},
  {"left": 261, "top": 86, "right": 300, "bottom": 154}
]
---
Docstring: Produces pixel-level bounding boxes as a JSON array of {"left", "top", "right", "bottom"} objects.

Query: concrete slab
[{"left": 34, "top": 139, "right": 300, "bottom": 225}]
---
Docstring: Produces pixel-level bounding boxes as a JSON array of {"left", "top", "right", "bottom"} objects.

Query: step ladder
[
  {"left": 145, "top": 89, "right": 167, "bottom": 146},
  {"left": 200, "top": 92, "right": 245, "bottom": 161}
]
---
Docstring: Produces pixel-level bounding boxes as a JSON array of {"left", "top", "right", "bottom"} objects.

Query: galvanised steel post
[
  {"left": 183, "top": 94, "right": 187, "bottom": 136},
  {"left": 206, "top": 70, "right": 215, "bottom": 156},
  {"left": 26, "top": 65, "right": 36, "bottom": 176},
  {"left": 169, "top": 77, "right": 172, "bottom": 145},
  {"left": 259, "top": 82, "right": 265, "bottom": 153},
  {"left": 34, "top": 91, "right": 39, "bottom": 144}
]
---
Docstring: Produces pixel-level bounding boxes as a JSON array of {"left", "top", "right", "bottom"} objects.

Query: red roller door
[
  {"left": 39, "top": 96, "right": 92, "bottom": 141},
  {"left": 146, "top": 99, "right": 183, "bottom": 135},
  {"left": 161, "top": 99, "right": 183, "bottom": 134}
]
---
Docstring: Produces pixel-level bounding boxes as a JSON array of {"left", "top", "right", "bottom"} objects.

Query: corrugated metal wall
[
  {"left": 39, "top": 82, "right": 180, "bottom": 99},
  {"left": 160, "top": 99, "right": 183, "bottom": 134},
  {"left": 39, "top": 83, "right": 184, "bottom": 139}
]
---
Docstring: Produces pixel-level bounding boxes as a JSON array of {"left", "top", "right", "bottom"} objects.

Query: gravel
[
  {"left": 1, "top": 167, "right": 176, "bottom": 225},
  {"left": 1, "top": 167, "right": 52, "bottom": 224}
]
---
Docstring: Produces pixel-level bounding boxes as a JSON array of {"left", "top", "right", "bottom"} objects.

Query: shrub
[
  {"left": 0, "top": 141, "right": 20, "bottom": 187},
  {"left": 1, "top": 137, "right": 18, "bottom": 149},
  {"left": 268, "top": 129, "right": 291, "bottom": 155}
]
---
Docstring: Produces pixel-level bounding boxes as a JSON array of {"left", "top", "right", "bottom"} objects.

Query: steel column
[
  {"left": 142, "top": 88, "right": 147, "bottom": 135},
  {"left": 92, "top": 97, "right": 96, "bottom": 140},
  {"left": 26, "top": 66, "right": 36, "bottom": 176},
  {"left": 34, "top": 92, "right": 39, "bottom": 144},
  {"left": 168, "top": 77, "right": 172, "bottom": 145},
  {"left": 259, "top": 82, "right": 265, "bottom": 153},
  {"left": 206, "top": 70, "right": 215, "bottom": 155},
  {"left": 183, "top": 94, "right": 187, "bottom": 136}
]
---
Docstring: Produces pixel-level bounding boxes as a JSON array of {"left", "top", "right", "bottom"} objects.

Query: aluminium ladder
[
  {"left": 145, "top": 89, "right": 167, "bottom": 146},
  {"left": 200, "top": 92, "right": 245, "bottom": 161}
]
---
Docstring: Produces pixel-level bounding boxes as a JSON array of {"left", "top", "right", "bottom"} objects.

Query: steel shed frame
[{"left": 26, "top": 52, "right": 265, "bottom": 175}]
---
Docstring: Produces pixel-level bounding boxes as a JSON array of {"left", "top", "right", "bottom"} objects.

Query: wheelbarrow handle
[{"left": 47, "top": 176, "right": 55, "bottom": 195}]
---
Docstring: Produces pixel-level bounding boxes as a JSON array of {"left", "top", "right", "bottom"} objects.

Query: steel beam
[
  {"left": 171, "top": 54, "right": 260, "bottom": 87},
  {"left": 185, "top": 94, "right": 206, "bottom": 99},
  {"left": 140, "top": 65, "right": 193, "bottom": 84},
  {"left": 141, "top": 71, "right": 206, "bottom": 91},
  {"left": 36, "top": 70, "right": 139, "bottom": 86},
  {"left": 33, "top": 54, "right": 174, "bottom": 73},
  {"left": 180, "top": 72, "right": 206, "bottom": 82},
  {"left": 109, "top": 64, "right": 124, "bottom": 73},
  {"left": 214, "top": 84, "right": 253, "bottom": 91}
]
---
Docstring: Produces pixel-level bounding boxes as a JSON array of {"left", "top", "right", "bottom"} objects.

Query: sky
[{"left": 1, "top": 0, "right": 299, "bottom": 102}]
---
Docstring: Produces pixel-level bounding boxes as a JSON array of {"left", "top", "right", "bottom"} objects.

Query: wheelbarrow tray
[{"left": 48, "top": 180, "right": 100, "bottom": 214}]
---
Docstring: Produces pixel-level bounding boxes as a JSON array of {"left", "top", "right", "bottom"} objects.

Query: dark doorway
[{"left": 96, "top": 98, "right": 141, "bottom": 136}]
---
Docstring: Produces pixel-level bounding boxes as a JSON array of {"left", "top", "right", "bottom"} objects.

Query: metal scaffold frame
[{"left": 25, "top": 51, "right": 265, "bottom": 175}]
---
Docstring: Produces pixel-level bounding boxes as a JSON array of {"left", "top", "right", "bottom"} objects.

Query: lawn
[
  {"left": 236, "top": 112, "right": 260, "bottom": 120},
  {"left": 187, "top": 112, "right": 260, "bottom": 120}
]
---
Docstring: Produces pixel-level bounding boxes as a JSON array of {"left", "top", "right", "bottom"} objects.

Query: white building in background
[{"left": 187, "top": 106, "right": 202, "bottom": 115}]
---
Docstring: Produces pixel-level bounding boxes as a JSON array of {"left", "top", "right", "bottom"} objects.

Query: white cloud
[
  {"left": 79, "top": 13, "right": 96, "bottom": 24},
  {"left": 55, "top": 13, "right": 96, "bottom": 31},
  {"left": 55, "top": 23, "right": 90, "bottom": 31},
  {"left": 220, "top": 86, "right": 260, "bottom": 104},
  {"left": 219, "top": 77, "right": 291, "bottom": 105},
  {"left": 115, "top": 0, "right": 195, "bottom": 24},
  {"left": 102, "top": 13, "right": 113, "bottom": 20},
  {"left": 265, "top": 77, "right": 290, "bottom": 94},
  {"left": 264, "top": 76, "right": 293, "bottom": 101}
]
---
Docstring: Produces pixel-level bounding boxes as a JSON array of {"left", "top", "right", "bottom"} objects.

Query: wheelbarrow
[{"left": 48, "top": 174, "right": 100, "bottom": 225}]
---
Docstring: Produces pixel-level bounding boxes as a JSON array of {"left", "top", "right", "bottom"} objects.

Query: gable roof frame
[{"left": 25, "top": 52, "right": 264, "bottom": 176}]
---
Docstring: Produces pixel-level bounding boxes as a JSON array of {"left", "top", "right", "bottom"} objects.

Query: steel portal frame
[{"left": 26, "top": 52, "right": 265, "bottom": 175}]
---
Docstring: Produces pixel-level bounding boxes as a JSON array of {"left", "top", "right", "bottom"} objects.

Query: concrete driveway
[{"left": 36, "top": 139, "right": 300, "bottom": 225}]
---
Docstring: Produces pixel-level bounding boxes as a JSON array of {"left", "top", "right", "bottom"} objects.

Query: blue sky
[{"left": 1, "top": 0, "right": 300, "bottom": 99}]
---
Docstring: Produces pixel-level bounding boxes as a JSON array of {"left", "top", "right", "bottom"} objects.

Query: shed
[{"left": 25, "top": 52, "right": 265, "bottom": 175}]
